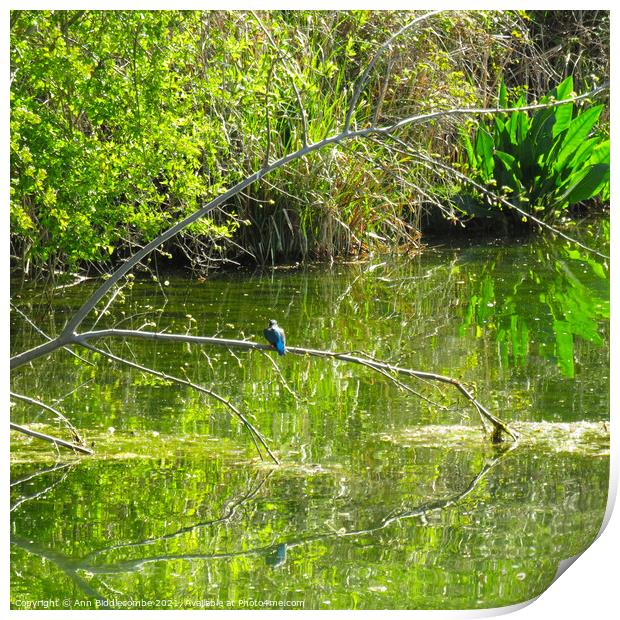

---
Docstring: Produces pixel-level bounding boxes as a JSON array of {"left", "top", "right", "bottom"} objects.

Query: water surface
[{"left": 10, "top": 236, "right": 610, "bottom": 609}]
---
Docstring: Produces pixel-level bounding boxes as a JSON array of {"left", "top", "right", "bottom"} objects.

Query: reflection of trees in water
[
  {"left": 11, "top": 445, "right": 514, "bottom": 604},
  {"left": 11, "top": 462, "right": 75, "bottom": 513},
  {"left": 459, "top": 239, "right": 609, "bottom": 378}
]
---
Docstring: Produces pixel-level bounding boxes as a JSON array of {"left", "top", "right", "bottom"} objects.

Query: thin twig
[
  {"left": 79, "top": 342, "right": 279, "bottom": 464},
  {"left": 10, "top": 422, "right": 93, "bottom": 455},
  {"left": 51, "top": 379, "right": 94, "bottom": 408},
  {"left": 10, "top": 392, "right": 84, "bottom": 444},
  {"left": 379, "top": 82, "right": 609, "bottom": 134},
  {"left": 354, "top": 356, "right": 448, "bottom": 411},
  {"left": 258, "top": 349, "right": 303, "bottom": 402},
  {"left": 89, "top": 280, "right": 128, "bottom": 331}
]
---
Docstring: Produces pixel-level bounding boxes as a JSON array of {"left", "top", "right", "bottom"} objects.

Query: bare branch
[
  {"left": 10, "top": 422, "right": 93, "bottom": 455},
  {"left": 377, "top": 82, "right": 609, "bottom": 134},
  {"left": 10, "top": 391, "right": 85, "bottom": 445},
  {"left": 352, "top": 355, "right": 447, "bottom": 410},
  {"left": 79, "top": 342, "right": 279, "bottom": 464},
  {"left": 76, "top": 328, "right": 518, "bottom": 442}
]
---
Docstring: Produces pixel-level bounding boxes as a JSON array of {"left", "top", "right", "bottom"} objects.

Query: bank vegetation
[{"left": 10, "top": 10, "right": 610, "bottom": 280}]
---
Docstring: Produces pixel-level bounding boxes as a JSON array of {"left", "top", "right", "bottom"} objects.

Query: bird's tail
[{"left": 276, "top": 341, "right": 286, "bottom": 356}]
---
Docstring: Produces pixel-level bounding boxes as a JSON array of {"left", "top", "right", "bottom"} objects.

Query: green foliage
[
  {"left": 10, "top": 11, "right": 240, "bottom": 273},
  {"left": 11, "top": 10, "right": 538, "bottom": 275},
  {"left": 459, "top": 76, "right": 609, "bottom": 223}
]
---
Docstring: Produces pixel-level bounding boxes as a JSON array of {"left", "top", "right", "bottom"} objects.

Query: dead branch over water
[
  {"left": 74, "top": 328, "right": 517, "bottom": 442},
  {"left": 12, "top": 10, "right": 608, "bottom": 457}
]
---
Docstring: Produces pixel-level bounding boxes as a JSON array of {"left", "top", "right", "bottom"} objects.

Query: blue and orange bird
[{"left": 264, "top": 319, "right": 286, "bottom": 356}]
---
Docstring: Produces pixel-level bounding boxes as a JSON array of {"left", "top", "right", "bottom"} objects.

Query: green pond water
[{"left": 10, "top": 235, "right": 610, "bottom": 610}]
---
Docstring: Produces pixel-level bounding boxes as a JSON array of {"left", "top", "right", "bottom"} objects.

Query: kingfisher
[
  {"left": 264, "top": 319, "right": 286, "bottom": 356},
  {"left": 265, "top": 542, "right": 287, "bottom": 568}
]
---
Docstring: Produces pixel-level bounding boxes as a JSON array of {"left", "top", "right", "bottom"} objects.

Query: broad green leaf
[
  {"left": 494, "top": 150, "right": 523, "bottom": 193},
  {"left": 566, "top": 137, "right": 598, "bottom": 170},
  {"left": 494, "top": 150, "right": 516, "bottom": 171},
  {"left": 589, "top": 140, "right": 610, "bottom": 165},
  {"left": 475, "top": 128, "right": 494, "bottom": 179},
  {"left": 530, "top": 106, "right": 554, "bottom": 136},
  {"left": 551, "top": 103, "right": 573, "bottom": 138},
  {"left": 556, "top": 105, "right": 603, "bottom": 170},
  {"left": 507, "top": 111, "right": 520, "bottom": 145},
  {"left": 554, "top": 75, "right": 574, "bottom": 101},
  {"left": 509, "top": 95, "right": 528, "bottom": 144},
  {"left": 530, "top": 107, "right": 557, "bottom": 157},
  {"left": 493, "top": 116, "right": 512, "bottom": 151},
  {"left": 564, "top": 163, "right": 609, "bottom": 203}
]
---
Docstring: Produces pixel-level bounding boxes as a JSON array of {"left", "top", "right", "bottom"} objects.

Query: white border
[{"left": 4, "top": 2, "right": 616, "bottom": 618}]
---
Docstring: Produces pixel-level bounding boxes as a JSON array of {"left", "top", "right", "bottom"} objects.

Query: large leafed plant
[{"left": 460, "top": 76, "right": 609, "bottom": 222}]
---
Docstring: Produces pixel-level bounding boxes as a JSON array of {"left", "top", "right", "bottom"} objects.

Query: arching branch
[
  {"left": 11, "top": 12, "right": 609, "bottom": 457},
  {"left": 72, "top": 328, "right": 518, "bottom": 443}
]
